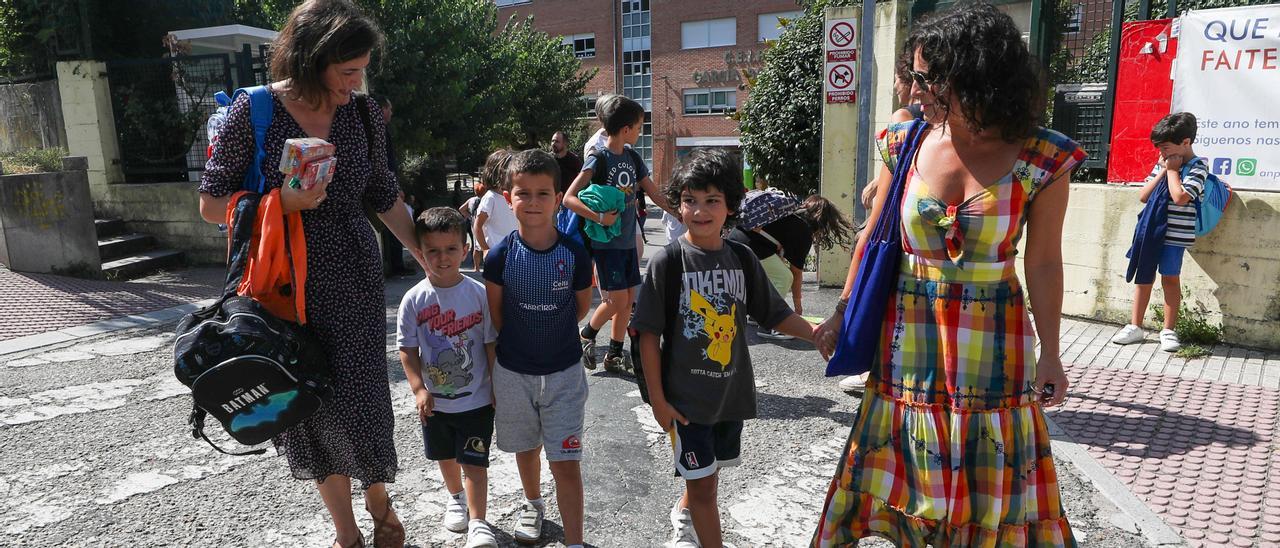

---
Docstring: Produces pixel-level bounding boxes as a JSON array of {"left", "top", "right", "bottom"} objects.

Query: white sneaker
[
  {"left": 668, "top": 504, "right": 700, "bottom": 548},
  {"left": 1110, "top": 324, "right": 1145, "bottom": 345},
  {"left": 1160, "top": 329, "right": 1181, "bottom": 352},
  {"left": 838, "top": 373, "right": 869, "bottom": 394},
  {"left": 465, "top": 519, "right": 498, "bottom": 548},
  {"left": 512, "top": 500, "right": 544, "bottom": 544},
  {"left": 757, "top": 328, "right": 794, "bottom": 341},
  {"left": 443, "top": 492, "right": 469, "bottom": 533}
]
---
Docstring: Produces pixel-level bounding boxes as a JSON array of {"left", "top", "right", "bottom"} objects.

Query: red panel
[{"left": 1108, "top": 19, "right": 1178, "bottom": 183}]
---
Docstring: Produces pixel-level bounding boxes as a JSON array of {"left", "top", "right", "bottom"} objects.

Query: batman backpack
[
  {"left": 173, "top": 193, "right": 331, "bottom": 455},
  {"left": 173, "top": 86, "right": 331, "bottom": 455}
]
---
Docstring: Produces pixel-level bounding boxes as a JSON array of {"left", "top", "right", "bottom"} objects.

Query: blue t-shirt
[
  {"left": 482, "top": 231, "right": 593, "bottom": 375},
  {"left": 582, "top": 147, "right": 649, "bottom": 250}
]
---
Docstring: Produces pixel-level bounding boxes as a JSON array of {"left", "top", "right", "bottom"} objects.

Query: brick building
[{"left": 497, "top": 0, "right": 802, "bottom": 183}]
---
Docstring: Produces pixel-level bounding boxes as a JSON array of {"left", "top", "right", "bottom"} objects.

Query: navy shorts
[
  {"left": 593, "top": 247, "right": 641, "bottom": 291},
  {"left": 1158, "top": 244, "right": 1186, "bottom": 277},
  {"left": 669, "top": 420, "right": 743, "bottom": 480},
  {"left": 422, "top": 405, "right": 494, "bottom": 467}
]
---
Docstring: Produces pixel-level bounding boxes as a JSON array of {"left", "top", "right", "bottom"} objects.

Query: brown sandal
[
  {"left": 365, "top": 499, "right": 405, "bottom": 548},
  {"left": 332, "top": 534, "right": 365, "bottom": 548}
]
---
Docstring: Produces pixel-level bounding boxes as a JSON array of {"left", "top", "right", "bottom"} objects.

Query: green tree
[
  {"left": 489, "top": 16, "right": 595, "bottom": 150},
  {"left": 739, "top": 0, "right": 851, "bottom": 197},
  {"left": 0, "top": 0, "right": 270, "bottom": 76}
]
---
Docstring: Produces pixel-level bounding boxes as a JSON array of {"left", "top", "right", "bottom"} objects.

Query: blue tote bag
[{"left": 826, "top": 120, "right": 927, "bottom": 377}]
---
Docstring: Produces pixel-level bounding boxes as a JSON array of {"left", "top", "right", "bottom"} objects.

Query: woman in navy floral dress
[{"left": 197, "top": 2, "right": 417, "bottom": 547}]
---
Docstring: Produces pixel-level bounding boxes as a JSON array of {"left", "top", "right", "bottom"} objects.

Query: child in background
[
  {"left": 564, "top": 94, "right": 676, "bottom": 375},
  {"left": 459, "top": 180, "right": 486, "bottom": 271},
  {"left": 397, "top": 207, "right": 498, "bottom": 548},
  {"left": 473, "top": 149, "right": 519, "bottom": 263},
  {"left": 483, "top": 150, "right": 594, "bottom": 547},
  {"left": 632, "top": 148, "right": 816, "bottom": 548},
  {"left": 1111, "top": 112, "right": 1209, "bottom": 353}
]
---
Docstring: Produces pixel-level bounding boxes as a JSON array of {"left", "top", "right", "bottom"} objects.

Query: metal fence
[{"left": 106, "top": 47, "right": 268, "bottom": 183}]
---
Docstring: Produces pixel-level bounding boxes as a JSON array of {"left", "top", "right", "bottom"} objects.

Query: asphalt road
[{"left": 0, "top": 222, "right": 1149, "bottom": 547}]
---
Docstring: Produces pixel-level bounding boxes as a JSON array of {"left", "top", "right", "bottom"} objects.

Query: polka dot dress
[{"left": 199, "top": 90, "right": 400, "bottom": 489}]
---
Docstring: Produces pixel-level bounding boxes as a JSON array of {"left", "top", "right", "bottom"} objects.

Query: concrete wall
[
  {"left": 1041, "top": 184, "right": 1280, "bottom": 350},
  {"left": 94, "top": 182, "right": 226, "bottom": 265},
  {"left": 0, "top": 157, "right": 101, "bottom": 277},
  {"left": 56, "top": 61, "right": 124, "bottom": 202},
  {"left": 818, "top": 1, "right": 910, "bottom": 286},
  {"left": 0, "top": 79, "right": 67, "bottom": 154}
]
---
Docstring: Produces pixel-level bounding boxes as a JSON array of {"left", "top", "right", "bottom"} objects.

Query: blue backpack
[
  {"left": 212, "top": 86, "right": 274, "bottom": 194},
  {"left": 556, "top": 147, "right": 645, "bottom": 246},
  {"left": 1189, "top": 158, "right": 1231, "bottom": 237}
]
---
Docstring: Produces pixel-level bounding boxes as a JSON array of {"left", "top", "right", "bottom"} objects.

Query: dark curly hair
[
  {"left": 664, "top": 148, "right": 745, "bottom": 217},
  {"left": 906, "top": 2, "right": 1043, "bottom": 141}
]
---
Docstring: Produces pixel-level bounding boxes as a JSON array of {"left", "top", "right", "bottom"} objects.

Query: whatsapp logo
[{"left": 1237, "top": 158, "right": 1258, "bottom": 176}]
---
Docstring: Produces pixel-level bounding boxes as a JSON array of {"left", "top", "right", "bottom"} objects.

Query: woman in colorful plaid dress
[{"left": 812, "top": 3, "right": 1086, "bottom": 546}]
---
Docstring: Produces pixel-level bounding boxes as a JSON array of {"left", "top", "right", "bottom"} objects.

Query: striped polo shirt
[{"left": 1143, "top": 157, "right": 1207, "bottom": 248}]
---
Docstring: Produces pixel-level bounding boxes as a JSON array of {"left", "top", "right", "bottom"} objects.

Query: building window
[
  {"left": 562, "top": 33, "right": 596, "bottom": 58},
  {"left": 758, "top": 11, "right": 803, "bottom": 42},
  {"left": 621, "top": 1, "right": 651, "bottom": 52},
  {"left": 494, "top": 0, "right": 529, "bottom": 6},
  {"left": 622, "top": 0, "right": 652, "bottom": 168},
  {"left": 580, "top": 96, "right": 598, "bottom": 119},
  {"left": 681, "top": 17, "right": 736, "bottom": 50},
  {"left": 683, "top": 88, "right": 737, "bottom": 115}
]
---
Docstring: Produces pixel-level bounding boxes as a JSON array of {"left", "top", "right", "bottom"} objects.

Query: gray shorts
[{"left": 493, "top": 362, "right": 588, "bottom": 461}]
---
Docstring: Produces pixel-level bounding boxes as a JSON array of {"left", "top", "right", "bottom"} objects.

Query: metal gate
[{"left": 106, "top": 47, "right": 268, "bottom": 183}]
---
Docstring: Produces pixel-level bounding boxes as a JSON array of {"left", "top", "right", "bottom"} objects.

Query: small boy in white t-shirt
[{"left": 398, "top": 207, "right": 499, "bottom": 547}]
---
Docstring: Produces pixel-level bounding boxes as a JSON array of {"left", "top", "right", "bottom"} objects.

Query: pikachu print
[{"left": 689, "top": 290, "right": 736, "bottom": 369}]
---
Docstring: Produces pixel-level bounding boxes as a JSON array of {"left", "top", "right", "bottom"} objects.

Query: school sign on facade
[{"left": 1172, "top": 4, "right": 1280, "bottom": 191}]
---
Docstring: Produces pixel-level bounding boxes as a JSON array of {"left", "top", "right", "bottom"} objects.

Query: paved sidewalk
[
  {"left": 1052, "top": 318, "right": 1280, "bottom": 547},
  {"left": 0, "top": 265, "right": 222, "bottom": 342}
]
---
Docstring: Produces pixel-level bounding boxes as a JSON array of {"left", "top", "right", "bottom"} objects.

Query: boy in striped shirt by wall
[{"left": 1112, "top": 112, "right": 1208, "bottom": 352}]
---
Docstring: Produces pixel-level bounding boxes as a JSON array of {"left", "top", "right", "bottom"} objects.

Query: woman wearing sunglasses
[{"left": 812, "top": 3, "right": 1086, "bottom": 546}]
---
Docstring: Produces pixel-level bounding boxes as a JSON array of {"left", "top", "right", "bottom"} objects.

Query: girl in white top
[{"left": 472, "top": 149, "right": 519, "bottom": 258}]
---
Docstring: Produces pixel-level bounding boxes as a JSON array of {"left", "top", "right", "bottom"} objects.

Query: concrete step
[
  {"left": 97, "top": 233, "right": 156, "bottom": 262},
  {"left": 101, "top": 250, "right": 185, "bottom": 280},
  {"left": 94, "top": 218, "right": 127, "bottom": 239}
]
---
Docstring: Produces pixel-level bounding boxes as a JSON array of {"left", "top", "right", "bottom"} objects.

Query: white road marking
[
  {"left": 3, "top": 357, "right": 48, "bottom": 368},
  {"left": 83, "top": 334, "right": 172, "bottom": 356},
  {"left": 0, "top": 430, "right": 270, "bottom": 534},
  {"left": 0, "top": 374, "right": 186, "bottom": 426},
  {"left": 624, "top": 389, "right": 860, "bottom": 547}
]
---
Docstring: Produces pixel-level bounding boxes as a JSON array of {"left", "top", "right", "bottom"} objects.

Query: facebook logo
[{"left": 1212, "top": 158, "right": 1232, "bottom": 175}]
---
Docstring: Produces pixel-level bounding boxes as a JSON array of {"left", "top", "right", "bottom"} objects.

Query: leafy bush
[
  {"left": 1151, "top": 295, "right": 1223, "bottom": 347},
  {"left": 0, "top": 146, "right": 67, "bottom": 174},
  {"left": 740, "top": 0, "right": 854, "bottom": 197}
]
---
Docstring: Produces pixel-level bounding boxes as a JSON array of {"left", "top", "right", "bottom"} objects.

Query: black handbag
[
  {"left": 173, "top": 193, "right": 331, "bottom": 455},
  {"left": 826, "top": 120, "right": 928, "bottom": 376}
]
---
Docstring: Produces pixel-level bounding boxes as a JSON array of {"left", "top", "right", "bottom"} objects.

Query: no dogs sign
[{"left": 824, "top": 17, "right": 857, "bottom": 103}]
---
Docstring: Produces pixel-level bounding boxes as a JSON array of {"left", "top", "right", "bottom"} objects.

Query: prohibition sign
[
  {"left": 828, "top": 64, "right": 854, "bottom": 89},
  {"left": 828, "top": 22, "right": 855, "bottom": 48}
]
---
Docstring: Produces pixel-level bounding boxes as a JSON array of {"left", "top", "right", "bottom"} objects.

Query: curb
[
  {"left": 1044, "top": 414, "right": 1185, "bottom": 547},
  {"left": 0, "top": 299, "right": 216, "bottom": 357}
]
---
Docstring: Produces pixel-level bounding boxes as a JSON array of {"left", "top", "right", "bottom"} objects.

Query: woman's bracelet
[{"left": 834, "top": 297, "right": 849, "bottom": 315}]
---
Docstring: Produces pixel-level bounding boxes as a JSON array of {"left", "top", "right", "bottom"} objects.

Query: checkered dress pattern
[{"left": 814, "top": 123, "right": 1087, "bottom": 547}]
